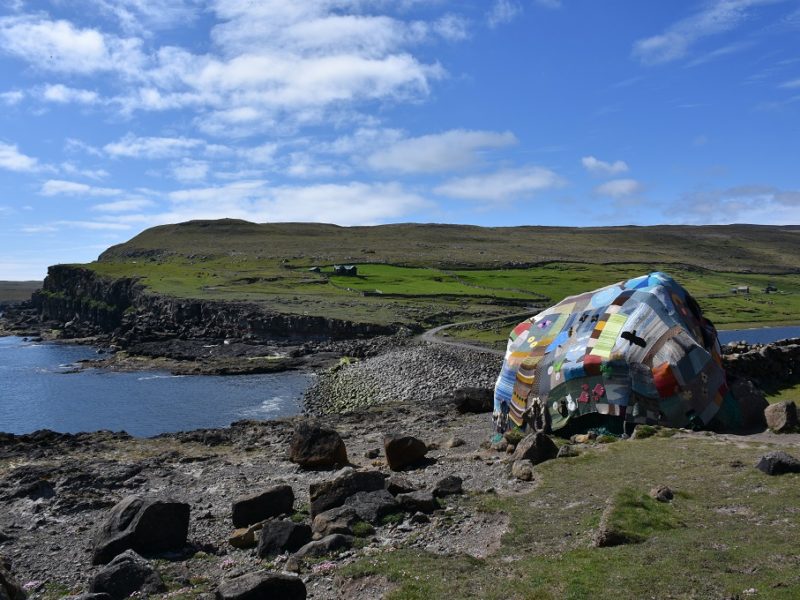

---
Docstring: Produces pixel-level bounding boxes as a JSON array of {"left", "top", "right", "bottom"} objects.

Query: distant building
[
  {"left": 736, "top": 285, "right": 750, "bottom": 294},
  {"left": 765, "top": 284, "right": 778, "bottom": 293},
  {"left": 334, "top": 265, "right": 358, "bottom": 276}
]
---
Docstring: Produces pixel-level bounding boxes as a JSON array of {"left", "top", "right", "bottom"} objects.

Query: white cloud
[
  {"left": 0, "top": 141, "right": 39, "bottom": 172},
  {"left": 779, "top": 78, "right": 800, "bottom": 88},
  {"left": 593, "top": 178, "right": 643, "bottom": 198},
  {"left": 632, "top": 0, "right": 780, "bottom": 65},
  {"left": 432, "top": 14, "right": 469, "bottom": 41},
  {"left": 104, "top": 134, "right": 204, "bottom": 158},
  {"left": 92, "top": 198, "right": 156, "bottom": 212},
  {"left": 1, "top": 90, "right": 24, "bottom": 105},
  {"left": 171, "top": 158, "right": 209, "bottom": 182},
  {"left": 677, "top": 185, "right": 800, "bottom": 224},
  {"left": 154, "top": 179, "right": 428, "bottom": 225},
  {"left": 42, "top": 84, "right": 99, "bottom": 104},
  {"left": 0, "top": 15, "right": 144, "bottom": 75},
  {"left": 581, "top": 155, "right": 629, "bottom": 176},
  {"left": 368, "top": 129, "right": 517, "bottom": 173},
  {"left": 434, "top": 166, "right": 565, "bottom": 201},
  {"left": 60, "top": 162, "right": 110, "bottom": 180},
  {"left": 487, "top": 0, "right": 522, "bottom": 28},
  {"left": 40, "top": 179, "right": 122, "bottom": 196},
  {"left": 86, "top": 0, "right": 202, "bottom": 34}
]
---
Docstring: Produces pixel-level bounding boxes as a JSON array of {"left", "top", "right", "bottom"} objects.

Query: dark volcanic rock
[
  {"left": 89, "top": 550, "right": 165, "bottom": 600},
  {"left": 396, "top": 490, "right": 439, "bottom": 514},
  {"left": 343, "top": 489, "right": 398, "bottom": 524},
  {"left": 0, "top": 561, "right": 26, "bottom": 600},
  {"left": 256, "top": 521, "right": 312, "bottom": 558},
  {"left": 764, "top": 401, "right": 798, "bottom": 433},
  {"left": 383, "top": 434, "right": 428, "bottom": 471},
  {"left": 385, "top": 474, "right": 416, "bottom": 496},
  {"left": 452, "top": 387, "right": 494, "bottom": 413},
  {"left": 756, "top": 451, "right": 800, "bottom": 475},
  {"left": 433, "top": 475, "right": 463, "bottom": 497},
  {"left": 309, "top": 468, "right": 385, "bottom": 517},
  {"left": 288, "top": 421, "right": 348, "bottom": 469},
  {"left": 216, "top": 571, "right": 306, "bottom": 600},
  {"left": 293, "top": 534, "right": 353, "bottom": 558},
  {"left": 512, "top": 432, "right": 559, "bottom": 465},
  {"left": 231, "top": 485, "right": 294, "bottom": 528},
  {"left": 92, "top": 496, "right": 190, "bottom": 565}
]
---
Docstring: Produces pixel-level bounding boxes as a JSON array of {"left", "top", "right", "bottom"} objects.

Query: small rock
[
  {"left": 512, "top": 432, "right": 558, "bottom": 465},
  {"left": 311, "top": 506, "right": 360, "bottom": 539},
  {"left": 343, "top": 490, "right": 398, "bottom": 524},
  {"left": 289, "top": 420, "right": 348, "bottom": 469},
  {"left": 309, "top": 469, "right": 386, "bottom": 517},
  {"left": 764, "top": 401, "right": 798, "bottom": 433},
  {"left": 0, "top": 561, "right": 26, "bottom": 600},
  {"left": 649, "top": 485, "right": 674, "bottom": 503},
  {"left": 443, "top": 437, "right": 465, "bottom": 449},
  {"left": 396, "top": 490, "right": 439, "bottom": 514},
  {"left": 385, "top": 475, "right": 416, "bottom": 496},
  {"left": 384, "top": 434, "right": 428, "bottom": 471},
  {"left": 491, "top": 439, "right": 508, "bottom": 452},
  {"left": 557, "top": 445, "right": 579, "bottom": 458},
  {"left": 92, "top": 496, "right": 190, "bottom": 565},
  {"left": 293, "top": 534, "right": 353, "bottom": 558},
  {"left": 228, "top": 522, "right": 264, "bottom": 549},
  {"left": 409, "top": 512, "right": 430, "bottom": 525},
  {"left": 451, "top": 387, "right": 493, "bottom": 413},
  {"left": 256, "top": 521, "right": 312, "bottom": 558},
  {"left": 511, "top": 460, "right": 534, "bottom": 482},
  {"left": 216, "top": 571, "right": 306, "bottom": 600},
  {"left": 89, "top": 550, "right": 166, "bottom": 600},
  {"left": 364, "top": 448, "right": 380, "bottom": 459},
  {"left": 756, "top": 451, "right": 800, "bottom": 475},
  {"left": 231, "top": 485, "right": 294, "bottom": 528},
  {"left": 433, "top": 476, "right": 462, "bottom": 497}
]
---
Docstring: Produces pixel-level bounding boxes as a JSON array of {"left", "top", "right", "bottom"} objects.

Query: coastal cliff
[{"left": 31, "top": 264, "right": 398, "bottom": 345}]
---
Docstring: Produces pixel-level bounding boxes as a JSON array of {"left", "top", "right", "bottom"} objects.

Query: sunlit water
[
  {"left": 0, "top": 336, "right": 311, "bottom": 437},
  {"left": 717, "top": 325, "right": 800, "bottom": 345}
]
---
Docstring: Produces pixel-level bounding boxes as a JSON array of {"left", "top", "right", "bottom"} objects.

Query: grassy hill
[{"left": 73, "top": 220, "right": 800, "bottom": 331}]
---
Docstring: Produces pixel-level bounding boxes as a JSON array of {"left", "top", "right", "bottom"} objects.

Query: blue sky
[{"left": 1, "top": 0, "right": 799, "bottom": 280}]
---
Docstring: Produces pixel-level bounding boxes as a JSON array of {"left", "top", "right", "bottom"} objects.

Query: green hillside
[{"left": 73, "top": 220, "right": 800, "bottom": 330}]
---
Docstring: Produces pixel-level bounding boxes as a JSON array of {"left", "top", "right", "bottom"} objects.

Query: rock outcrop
[{"left": 92, "top": 496, "right": 190, "bottom": 565}]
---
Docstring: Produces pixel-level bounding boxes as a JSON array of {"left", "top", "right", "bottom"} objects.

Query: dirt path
[{"left": 419, "top": 311, "right": 534, "bottom": 356}]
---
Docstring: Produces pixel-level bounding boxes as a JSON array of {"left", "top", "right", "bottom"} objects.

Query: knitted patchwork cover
[{"left": 493, "top": 272, "right": 736, "bottom": 433}]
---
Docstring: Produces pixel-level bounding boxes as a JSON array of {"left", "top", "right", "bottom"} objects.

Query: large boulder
[
  {"left": 764, "top": 401, "right": 798, "bottom": 433},
  {"left": 0, "top": 561, "right": 26, "bottom": 600},
  {"left": 343, "top": 490, "right": 398, "bottom": 524},
  {"left": 452, "top": 387, "right": 494, "bottom": 413},
  {"left": 383, "top": 434, "right": 428, "bottom": 471},
  {"left": 256, "top": 521, "right": 312, "bottom": 558},
  {"left": 92, "top": 496, "right": 190, "bottom": 565},
  {"left": 288, "top": 421, "right": 347, "bottom": 469},
  {"left": 216, "top": 572, "right": 306, "bottom": 600},
  {"left": 231, "top": 485, "right": 294, "bottom": 528},
  {"left": 727, "top": 376, "right": 768, "bottom": 431},
  {"left": 89, "top": 550, "right": 165, "bottom": 600},
  {"left": 756, "top": 451, "right": 800, "bottom": 475},
  {"left": 309, "top": 468, "right": 385, "bottom": 517},
  {"left": 512, "top": 432, "right": 558, "bottom": 465}
]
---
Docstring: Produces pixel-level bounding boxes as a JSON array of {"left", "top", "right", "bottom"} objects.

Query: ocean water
[
  {"left": 717, "top": 325, "right": 800, "bottom": 345},
  {"left": 0, "top": 336, "right": 311, "bottom": 437}
]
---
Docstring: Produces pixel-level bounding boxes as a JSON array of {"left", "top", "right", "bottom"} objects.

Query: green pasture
[
  {"left": 342, "top": 434, "right": 800, "bottom": 599},
  {"left": 81, "top": 258, "right": 800, "bottom": 330}
]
